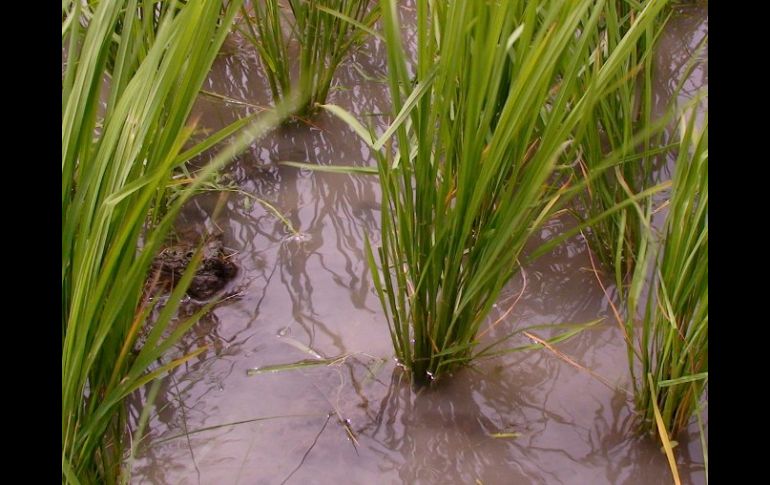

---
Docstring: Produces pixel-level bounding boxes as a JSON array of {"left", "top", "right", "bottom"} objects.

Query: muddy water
[{"left": 131, "top": 6, "right": 707, "bottom": 484}]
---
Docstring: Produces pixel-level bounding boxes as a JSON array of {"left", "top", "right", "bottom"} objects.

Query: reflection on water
[
  {"left": 652, "top": 4, "right": 708, "bottom": 188},
  {"left": 132, "top": 6, "right": 707, "bottom": 485},
  {"left": 654, "top": 5, "right": 708, "bottom": 111}
]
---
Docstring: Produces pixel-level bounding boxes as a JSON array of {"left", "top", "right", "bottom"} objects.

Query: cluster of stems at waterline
[
  {"left": 623, "top": 111, "right": 708, "bottom": 438},
  {"left": 360, "top": 0, "right": 670, "bottom": 385}
]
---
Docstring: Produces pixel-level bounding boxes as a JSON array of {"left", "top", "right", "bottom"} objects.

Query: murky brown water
[{"left": 130, "top": 6, "right": 707, "bottom": 484}]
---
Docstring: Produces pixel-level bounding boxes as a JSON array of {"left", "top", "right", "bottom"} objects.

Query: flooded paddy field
[{"left": 127, "top": 5, "right": 708, "bottom": 484}]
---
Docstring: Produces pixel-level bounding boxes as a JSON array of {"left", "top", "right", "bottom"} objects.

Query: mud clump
[{"left": 149, "top": 234, "right": 238, "bottom": 300}]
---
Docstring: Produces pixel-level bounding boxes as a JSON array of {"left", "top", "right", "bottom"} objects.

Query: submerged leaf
[
  {"left": 279, "top": 161, "right": 378, "bottom": 175},
  {"left": 489, "top": 432, "right": 522, "bottom": 439},
  {"left": 247, "top": 355, "right": 347, "bottom": 375}
]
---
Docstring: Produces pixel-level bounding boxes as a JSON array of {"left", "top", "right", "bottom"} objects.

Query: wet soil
[{"left": 150, "top": 233, "right": 238, "bottom": 301}]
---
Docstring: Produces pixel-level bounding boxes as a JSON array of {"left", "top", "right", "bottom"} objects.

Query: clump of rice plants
[
  {"left": 323, "top": 0, "right": 669, "bottom": 384},
  {"left": 62, "top": 1, "right": 296, "bottom": 482},
  {"left": 239, "top": 0, "right": 379, "bottom": 116},
  {"left": 576, "top": 2, "right": 706, "bottom": 292},
  {"left": 624, "top": 110, "right": 708, "bottom": 439},
  {"left": 575, "top": 0, "right": 665, "bottom": 289}
]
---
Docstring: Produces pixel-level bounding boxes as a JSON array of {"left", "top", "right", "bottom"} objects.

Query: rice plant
[
  {"left": 62, "top": 1, "right": 297, "bottom": 482},
  {"left": 576, "top": 2, "right": 706, "bottom": 294},
  {"left": 575, "top": 1, "right": 666, "bottom": 291},
  {"left": 322, "top": 0, "right": 669, "bottom": 384},
  {"left": 239, "top": 0, "right": 379, "bottom": 115},
  {"left": 101, "top": 1, "right": 188, "bottom": 73},
  {"left": 624, "top": 109, "right": 708, "bottom": 439}
]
